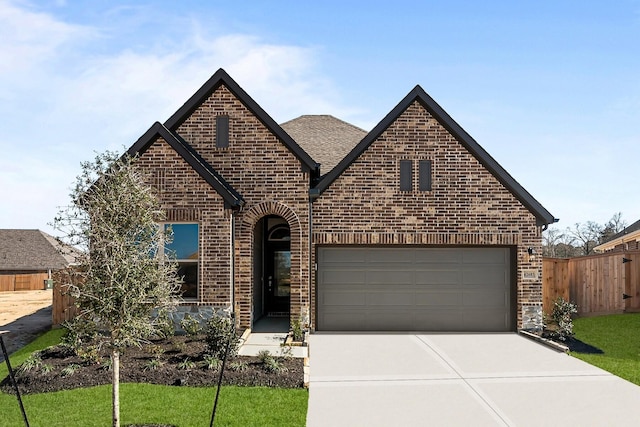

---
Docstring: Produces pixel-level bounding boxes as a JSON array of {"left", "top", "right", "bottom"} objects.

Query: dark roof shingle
[
  {"left": 0, "top": 229, "right": 76, "bottom": 271},
  {"left": 281, "top": 115, "right": 367, "bottom": 174}
]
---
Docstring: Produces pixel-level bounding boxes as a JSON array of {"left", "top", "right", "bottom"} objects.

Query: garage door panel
[
  {"left": 321, "top": 248, "right": 367, "bottom": 263},
  {"left": 414, "top": 291, "right": 462, "bottom": 306},
  {"left": 317, "top": 247, "right": 512, "bottom": 332},
  {"left": 321, "top": 290, "right": 366, "bottom": 306},
  {"left": 368, "top": 249, "right": 415, "bottom": 263},
  {"left": 367, "top": 291, "right": 415, "bottom": 306},
  {"left": 462, "top": 310, "right": 510, "bottom": 330},
  {"left": 319, "top": 311, "right": 366, "bottom": 330},
  {"left": 321, "top": 270, "right": 366, "bottom": 285},
  {"left": 414, "top": 311, "right": 463, "bottom": 330},
  {"left": 414, "top": 249, "right": 462, "bottom": 263},
  {"left": 463, "top": 290, "right": 509, "bottom": 307},
  {"left": 366, "top": 270, "right": 413, "bottom": 284},
  {"left": 415, "top": 270, "right": 461, "bottom": 285},
  {"left": 462, "top": 249, "right": 508, "bottom": 263},
  {"left": 462, "top": 268, "right": 508, "bottom": 285}
]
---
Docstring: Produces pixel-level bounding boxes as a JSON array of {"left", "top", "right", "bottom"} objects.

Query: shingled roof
[
  {"left": 0, "top": 229, "right": 77, "bottom": 271},
  {"left": 281, "top": 115, "right": 367, "bottom": 174}
]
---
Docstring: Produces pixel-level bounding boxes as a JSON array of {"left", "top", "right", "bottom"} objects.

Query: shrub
[
  {"left": 228, "top": 360, "right": 248, "bottom": 372},
  {"left": 61, "top": 364, "right": 82, "bottom": 377},
  {"left": 180, "top": 314, "right": 202, "bottom": 336},
  {"left": 201, "top": 355, "right": 222, "bottom": 370},
  {"left": 291, "top": 318, "right": 304, "bottom": 342},
  {"left": 548, "top": 297, "right": 578, "bottom": 341},
  {"left": 19, "top": 352, "right": 43, "bottom": 373},
  {"left": 257, "top": 350, "right": 287, "bottom": 374},
  {"left": 204, "top": 314, "right": 239, "bottom": 359},
  {"left": 144, "top": 358, "right": 164, "bottom": 371},
  {"left": 177, "top": 357, "right": 196, "bottom": 370}
]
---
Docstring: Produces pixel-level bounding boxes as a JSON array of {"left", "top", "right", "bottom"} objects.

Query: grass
[
  {"left": 1, "top": 330, "right": 308, "bottom": 427},
  {"left": 570, "top": 313, "right": 640, "bottom": 386}
]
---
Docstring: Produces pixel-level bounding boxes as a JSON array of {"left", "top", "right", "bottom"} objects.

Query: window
[
  {"left": 164, "top": 223, "right": 199, "bottom": 299},
  {"left": 216, "top": 115, "right": 229, "bottom": 148},
  {"left": 399, "top": 160, "right": 413, "bottom": 191},
  {"left": 419, "top": 160, "right": 432, "bottom": 191},
  {"left": 399, "top": 159, "right": 433, "bottom": 192}
]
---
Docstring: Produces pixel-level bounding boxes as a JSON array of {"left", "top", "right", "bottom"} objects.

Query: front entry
[{"left": 253, "top": 216, "right": 291, "bottom": 323}]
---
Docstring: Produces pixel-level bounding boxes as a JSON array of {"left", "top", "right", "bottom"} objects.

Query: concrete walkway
[
  {"left": 238, "top": 316, "right": 308, "bottom": 358},
  {"left": 307, "top": 333, "right": 640, "bottom": 426}
]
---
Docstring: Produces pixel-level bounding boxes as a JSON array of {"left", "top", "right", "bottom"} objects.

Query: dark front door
[{"left": 265, "top": 223, "right": 291, "bottom": 315}]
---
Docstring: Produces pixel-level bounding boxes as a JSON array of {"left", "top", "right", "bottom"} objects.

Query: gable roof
[
  {"left": 0, "top": 229, "right": 77, "bottom": 271},
  {"left": 594, "top": 218, "right": 640, "bottom": 251},
  {"left": 315, "top": 85, "right": 557, "bottom": 226},
  {"left": 164, "top": 68, "right": 319, "bottom": 176},
  {"left": 281, "top": 115, "right": 367, "bottom": 174},
  {"left": 128, "top": 122, "right": 244, "bottom": 209}
]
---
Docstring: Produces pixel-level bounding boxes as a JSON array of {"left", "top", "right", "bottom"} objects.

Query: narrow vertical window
[
  {"left": 216, "top": 115, "right": 229, "bottom": 148},
  {"left": 419, "top": 160, "right": 432, "bottom": 191},
  {"left": 164, "top": 223, "right": 199, "bottom": 299},
  {"left": 399, "top": 160, "right": 413, "bottom": 191}
]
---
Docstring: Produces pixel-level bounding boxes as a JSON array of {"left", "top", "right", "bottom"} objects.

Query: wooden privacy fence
[
  {"left": 52, "top": 269, "right": 78, "bottom": 326},
  {"left": 543, "top": 251, "right": 640, "bottom": 316},
  {"left": 0, "top": 273, "right": 49, "bottom": 292}
]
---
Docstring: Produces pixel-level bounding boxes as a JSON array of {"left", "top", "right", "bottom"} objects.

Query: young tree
[{"left": 53, "top": 151, "right": 181, "bottom": 427}]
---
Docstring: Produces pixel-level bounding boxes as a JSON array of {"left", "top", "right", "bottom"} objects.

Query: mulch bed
[{"left": 1, "top": 335, "right": 304, "bottom": 394}]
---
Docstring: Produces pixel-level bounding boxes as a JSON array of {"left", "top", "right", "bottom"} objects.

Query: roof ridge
[
  {"left": 163, "top": 68, "right": 319, "bottom": 176},
  {"left": 281, "top": 114, "right": 368, "bottom": 133},
  {"left": 315, "top": 85, "right": 557, "bottom": 226}
]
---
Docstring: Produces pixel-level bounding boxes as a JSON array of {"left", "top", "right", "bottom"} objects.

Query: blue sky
[{"left": 1, "top": 0, "right": 639, "bottom": 235}]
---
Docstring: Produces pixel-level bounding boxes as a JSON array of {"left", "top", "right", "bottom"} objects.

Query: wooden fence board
[
  {"left": 52, "top": 270, "right": 78, "bottom": 326},
  {"left": 0, "top": 273, "right": 49, "bottom": 291},
  {"left": 544, "top": 251, "right": 640, "bottom": 316}
]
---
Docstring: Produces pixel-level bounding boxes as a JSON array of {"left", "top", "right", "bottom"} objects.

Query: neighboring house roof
[
  {"left": 594, "top": 218, "right": 640, "bottom": 252},
  {"left": 0, "top": 229, "right": 77, "bottom": 271},
  {"left": 164, "top": 68, "right": 319, "bottom": 177},
  {"left": 315, "top": 85, "right": 557, "bottom": 226},
  {"left": 128, "top": 122, "right": 245, "bottom": 209},
  {"left": 281, "top": 115, "right": 367, "bottom": 174}
]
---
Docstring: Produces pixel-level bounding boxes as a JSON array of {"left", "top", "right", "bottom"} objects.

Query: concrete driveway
[{"left": 307, "top": 333, "right": 640, "bottom": 426}]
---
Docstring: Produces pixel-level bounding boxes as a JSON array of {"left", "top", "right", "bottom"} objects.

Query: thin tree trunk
[{"left": 112, "top": 350, "right": 120, "bottom": 427}]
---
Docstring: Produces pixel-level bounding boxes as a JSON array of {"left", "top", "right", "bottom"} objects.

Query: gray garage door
[{"left": 317, "top": 247, "right": 513, "bottom": 332}]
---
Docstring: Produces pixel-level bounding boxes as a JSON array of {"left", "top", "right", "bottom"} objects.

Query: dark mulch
[
  {"left": 541, "top": 330, "right": 604, "bottom": 354},
  {"left": 1, "top": 335, "right": 304, "bottom": 395}
]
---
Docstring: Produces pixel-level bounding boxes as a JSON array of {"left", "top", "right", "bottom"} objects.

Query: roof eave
[
  {"left": 164, "top": 68, "right": 319, "bottom": 177},
  {"left": 128, "top": 122, "right": 245, "bottom": 209},
  {"left": 315, "top": 85, "right": 557, "bottom": 226}
]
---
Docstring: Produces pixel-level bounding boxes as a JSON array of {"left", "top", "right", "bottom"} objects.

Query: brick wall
[
  {"left": 312, "top": 101, "right": 543, "bottom": 330},
  {"left": 150, "top": 84, "right": 311, "bottom": 329}
]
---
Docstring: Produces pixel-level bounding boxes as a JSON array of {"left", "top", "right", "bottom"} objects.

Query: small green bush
[
  {"left": 180, "top": 314, "right": 202, "bottom": 336},
  {"left": 18, "top": 352, "right": 42, "bottom": 373},
  {"left": 204, "top": 314, "right": 239, "bottom": 359},
  {"left": 548, "top": 296, "right": 578, "bottom": 341},
  {"left": 201, "top": 354, "right": 222, "bottom": 370},
  {"left": 61, "top": 363, "right": 82, "bottom": 377},
  {"left": 177, "top": 357, "right": 196, "bottom": 370}
]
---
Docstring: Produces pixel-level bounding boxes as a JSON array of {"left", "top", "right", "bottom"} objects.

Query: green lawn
[
  {"left": 570, "top": 313, "right": 640, "bottom": 386},
  {"left": 1, "top": 330, "right": 307, "bottom": 427}
]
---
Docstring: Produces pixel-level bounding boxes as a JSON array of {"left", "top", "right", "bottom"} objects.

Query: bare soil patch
[
  {"left": 1, "top": 334, "right": 303, "bottom": 394},
  {"left": 0, "top": 290, "right": 53, "bottom": 359}
]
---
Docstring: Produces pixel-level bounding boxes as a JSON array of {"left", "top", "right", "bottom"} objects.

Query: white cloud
[
  {"left": 0, "top": 0, "right": 92, "bottom": 76},
  {"left": 0, "top": 2, "right": 361, "bottom": 233}
]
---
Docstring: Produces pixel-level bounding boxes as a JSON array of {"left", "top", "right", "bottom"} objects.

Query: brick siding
[{"left": 312, "top": 101, "right": 542, "bottom": 330}]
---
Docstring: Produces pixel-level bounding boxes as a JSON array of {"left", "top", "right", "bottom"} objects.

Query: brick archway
[{"left": 236, "top": 201, "right": 303, "bottom": 329}]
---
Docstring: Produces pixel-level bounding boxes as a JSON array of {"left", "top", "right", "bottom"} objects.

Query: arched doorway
[{"left": 252, "top": 215, "right": 291, "bottom": 322}]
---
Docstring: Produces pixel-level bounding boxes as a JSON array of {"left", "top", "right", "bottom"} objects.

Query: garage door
[{"left": 317, "top": 247, "right": 512, "bottom": 332}]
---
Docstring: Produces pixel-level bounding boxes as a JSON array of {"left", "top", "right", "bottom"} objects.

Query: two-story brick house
[{"left": 128, "top": 69, "right": 556, "bottom": 332}]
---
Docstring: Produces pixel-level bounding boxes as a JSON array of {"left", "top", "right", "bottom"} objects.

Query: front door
[{"left": 265, "top": 222, "right": 291, "bottom": 315}]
